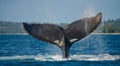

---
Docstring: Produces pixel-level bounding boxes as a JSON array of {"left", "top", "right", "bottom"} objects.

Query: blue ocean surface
[{"left": 0, "top": 34, "right": 120, "bottom": 66}]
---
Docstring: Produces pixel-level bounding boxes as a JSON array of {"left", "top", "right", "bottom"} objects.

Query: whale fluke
[
  {"left": 66, "top": 12, "right": 102, "bottom": 44},
  {"left": 23, "top": 12, "right": 102, "bottom": 59}
]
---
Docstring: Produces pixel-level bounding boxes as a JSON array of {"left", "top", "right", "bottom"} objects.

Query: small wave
[{"left": 0, "top": 54, "right": 120, "bottom": 61}]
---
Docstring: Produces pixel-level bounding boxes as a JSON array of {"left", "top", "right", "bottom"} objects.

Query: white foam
[
  {"left": 35, "top": 55, "right": 64, "bottom": 61},
  {"left": 0, "top": 55, "right": 35, "bottom": 60},
  {"left": 71, "top": 54, "right": 120, "bottom": 61},
  {"left": 0, "top": 54, "right": 120, "bottom": 61}
]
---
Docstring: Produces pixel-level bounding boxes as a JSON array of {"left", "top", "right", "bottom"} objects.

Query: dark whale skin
[{"left": 23, "top": 12, "right": 102, "bottom": 59}]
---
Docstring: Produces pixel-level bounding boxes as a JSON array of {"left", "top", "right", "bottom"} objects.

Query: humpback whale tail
[{"left": 23, "top": 12, "right": 102, "bottom": 59}]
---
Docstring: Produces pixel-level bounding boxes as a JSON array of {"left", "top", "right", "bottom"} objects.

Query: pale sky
[{"left": 0, "top": 0, "right": 120, "bottom": 23}]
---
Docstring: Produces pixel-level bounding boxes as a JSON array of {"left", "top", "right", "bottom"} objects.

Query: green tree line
[
  {"left": 0, "top": 18, "right": 120, "bottom": 34},
  {"left": 102, "top": 18, "right": 120, "bottom": 33}
]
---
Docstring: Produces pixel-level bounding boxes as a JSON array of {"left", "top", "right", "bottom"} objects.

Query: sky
[{"left": 0, "top": 0, "right": 120, "bottom": 23}]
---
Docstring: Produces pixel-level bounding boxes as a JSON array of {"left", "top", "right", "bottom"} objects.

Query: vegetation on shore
[{"left": 0, "top": 18, "right": 120, "bottom": 34}]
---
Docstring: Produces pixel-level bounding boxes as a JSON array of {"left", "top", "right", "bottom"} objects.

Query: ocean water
[{"left": 0, "top": 34, "right": 120, "bottom": 66}]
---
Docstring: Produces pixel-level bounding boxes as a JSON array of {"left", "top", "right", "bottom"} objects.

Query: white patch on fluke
[
  {"left": 54, "top": 40, "right": 63, "bottom": 46},
  {"left": 54, "top": 40, "right": 59, "bottom": 44},
  {"left": 70, "top": 38, "right": 78, "bottom": 42}
]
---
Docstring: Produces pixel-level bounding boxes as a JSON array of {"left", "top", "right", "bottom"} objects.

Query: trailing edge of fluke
[{"left": 23, "top": 12, "right": 102, "bottom": 59}]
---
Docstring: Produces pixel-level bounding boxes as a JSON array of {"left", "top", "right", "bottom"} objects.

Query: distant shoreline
[
  {"left": 1, "top": 32, "right": 119, "bottom": 35},
  {"left": 0, "top": 33, "right": 28, "bottom": 35},
  {"left": 92, "top": 33, "right": 120, "bottom": 34}
]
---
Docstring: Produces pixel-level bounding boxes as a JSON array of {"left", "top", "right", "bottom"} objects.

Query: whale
[{"left": 23, "top": 12, "right": 102, "bottom": 59}]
